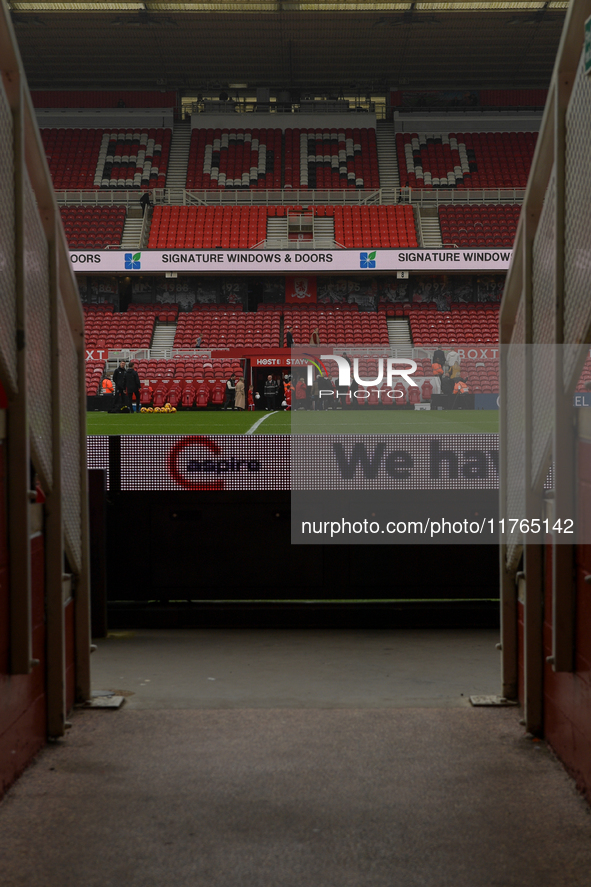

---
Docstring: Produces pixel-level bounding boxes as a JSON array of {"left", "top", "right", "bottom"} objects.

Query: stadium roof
[{"left": 10, "top": 3, "right": 566, "bottom": 91}]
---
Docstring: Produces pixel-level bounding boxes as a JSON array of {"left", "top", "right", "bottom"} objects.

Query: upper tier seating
[
  {"left": 396, "top": 131, "right": 537, "bottom": 190},
  {"left": 439, "top": 204, "right": 520, "bottom": 248},
  {"left": 333, "top": 205, "right": 418, "bottom": 248},
  {"left": 134, "top": 357, "right": 243, "bottom": 381},
  {"left": 148, "top": 206, "right": 268, "bottom": 250},
  {"left": 174, "top": 310, "right": 281, "bottom": 349},
  {"left": 41, "top": 127, "right": 172, "bottom": 190},
  {"left": 284, "top": 308, "right": 389, "bottom": 346},
  {"left": 409, "top": 306, "right": 499, "bottom": 345},
  {"left": 61, "top": 206, "right": 126, "bottom": 249},
  {"left": 83, "top": 308, "right": 156, "bottom": 349},
  {"left": 186, "top": 126, "right": 379, "bottom": 190},
  {"left": 85, "top": 359, "right": 106, "bottom": 395}
]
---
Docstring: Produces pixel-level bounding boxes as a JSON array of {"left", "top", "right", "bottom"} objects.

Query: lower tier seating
[
  {"left": 283, "top": 308, "right": 389, "bottom": 346},
  {"left": 62, "top": 206, "right": 126, "bottom": 249},
  {"left": 84, "top": 309, "right": 156, "bottom": 349},
  {"left": 174, "top": 310, "right": 281, "bottom": 349},
  {"left": 410, "top": 307, "right": 499, "bottom": 345},
  {"left": 134, "top": 357, "right": 243, "bottom": 381},
  {"left": 148, "top": 206, "right": 268, "bottom": 250},
  {"left": 334, "top": 205, "right": 418, "bottom": 248},
  {"left": 439, "top": 204, "right": 519, "bottom": 248},
  {"left": 86, "top": 359, "right": 106, "bottom": 395}
]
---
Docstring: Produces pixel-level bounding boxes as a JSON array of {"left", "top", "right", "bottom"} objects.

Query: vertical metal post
[
  {"left": 523, "top": 543, "right": 544, "bottom": 734},
  {"left": 75, "top": 315, "right": 92, "bottom": 703},
  {"left": 8, "top": 75, "right": 32, "bottom": 676},
  {"left": 45, "top": 221, "right": 66, "bottom": 737},
  {"left": 551, "top": 73, "right": 575, "bottom": 673}
]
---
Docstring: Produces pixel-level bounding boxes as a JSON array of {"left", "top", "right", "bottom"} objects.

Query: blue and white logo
[
  {"left": 125, "top": 251, "right": 141, "bottom": 270},
  {"left": 360, "top": 251, "right": 376, "bottom": 269}
]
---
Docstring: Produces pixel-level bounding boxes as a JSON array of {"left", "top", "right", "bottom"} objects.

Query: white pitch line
[{"left": 246, "top": 411, "right": 278, "bottom": 435}]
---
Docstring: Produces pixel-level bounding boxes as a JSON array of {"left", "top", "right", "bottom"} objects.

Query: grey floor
[{"left": 1, "top": 629, "right": 590, "bottom": 887}]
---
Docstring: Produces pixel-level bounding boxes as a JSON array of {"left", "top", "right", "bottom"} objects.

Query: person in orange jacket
[
  {"left": 102, "top": 374, "right": 114, "bottom": 395},
  {"left": 453, "top": 378, "right": 469, "bottom": 395}
]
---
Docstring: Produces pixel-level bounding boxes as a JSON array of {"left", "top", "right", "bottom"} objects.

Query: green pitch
[{"left": 87, "top": 408, "right": 499, "bottom": 436}]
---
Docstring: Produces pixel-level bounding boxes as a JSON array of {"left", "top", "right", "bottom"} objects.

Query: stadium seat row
[
  {"left": 439, "top": 204, "right": 520, "bottom": 248},
  {"left": 409, "top": 308, "right": 500, "bottom": 345},
  {"left": 396, "top": 131, "right": 537, "bottom": 190},
  {"left": 186, "top": 126, "right": 379, "bottom": 191},
  {"left": 62, "top": 205, "right": 126, "bottom": 249},
  {"left": 41, "top": 127, "right": 172, "bottom": 190}
]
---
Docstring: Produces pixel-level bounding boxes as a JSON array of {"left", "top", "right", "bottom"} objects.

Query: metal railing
[{"left": 55, "top": 186, "right": 525, "bottom": 208}]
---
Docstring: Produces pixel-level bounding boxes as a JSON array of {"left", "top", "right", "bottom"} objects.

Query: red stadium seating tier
[
  {"left": 85, "top": 359, "right": 106, "bottom": 395},
  {"left": 134, "top": 358, "right": 243, "bottom": 383},
  {"left": 61, "top": 206, "right": 126, "bottom": 249},
  {"left": 83, "top": 309, "right": 156, "bottom": 349},
  {"left": 174, "top": 310, "right": 281, "bottom": 349},
  {"left": 439, "top": 204, "right": 520, "bottom": 248},
  {"left": 409, "top": 307, "right": 499, "bottom": 346},
  {"left": 148, "top": 205, "right": 268, "bottom": 250},
  {"left": 396, "top": 131, "right": 537, "bottom": 190},
  {"left": 319, "top": 354, "right": 499, "bottom": 394},
  {"left": 283, "top": 308, "right": 389, "bottom": 346},
  {"left": 333, "top": 205, "right": 418, "bottom": 249},
  {"left": 575, "top": 356, "right": 591, "bottom": 393},
  {"left": 186, "top": 126, "right": 379, "bottom": 190},
  {"left": 40, "top": 126, "right": 172, "bottom": 190}
]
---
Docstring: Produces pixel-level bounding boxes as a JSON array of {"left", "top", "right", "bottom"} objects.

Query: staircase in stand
[
  {"left": 312, "top": 216, "right": 335, "bottom": 248},
  {"left": 166, "top": 120, "right": 192, "bottom": 198},
  {"left": 120, "top": 209, "right": 143, "bottom": 250},
  {"left": 387, "top": 317, "right": 412, "bottom": 346},
  {"left": 150, "top": 321, "right": 177, "bottom": 358},
  {"left": 376, "top": 121, "right": 400, "bottom": 191},
  {"left": 265, "top": 217, "right": 288, "bottom": 248},
  {"left": 418, "top": 207, "right": 443, "bottom": 248}
]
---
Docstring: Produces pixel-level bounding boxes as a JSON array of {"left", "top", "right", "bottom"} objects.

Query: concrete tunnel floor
[{"left": 1, "top": 628, "right": 590, "bottom": 886}]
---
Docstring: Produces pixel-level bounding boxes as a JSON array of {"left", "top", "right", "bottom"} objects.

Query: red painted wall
[
  {"left": 0, "top": 439, "right": 47, "bottom": 800},
  {"left": 541, "top": 436, "right": 591, "bottom": 803}
]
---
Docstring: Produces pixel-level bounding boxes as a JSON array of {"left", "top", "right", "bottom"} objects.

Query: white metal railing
[
  {"left": 55, "top": 186, "right": 525, "bottom": 208},
  {"left": 254, "top": 238, "right": 344, "bottom": 250}
]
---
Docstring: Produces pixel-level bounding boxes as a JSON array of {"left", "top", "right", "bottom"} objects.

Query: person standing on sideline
[
  {"left": 223, "top": 373, "right": 237, "bottom": 410},
  {"left": 139, "top": 191, "right": 152, "bottom": 217},
  {"left": 234, "top": 377, "right": 245, "bottom": 411},
  {"left": 285, "top": 327, "right": 294, "bottom": 348},
  {"left": 113, "top": 359, "right": 127, "bottom": 408},
  {"left": 125, "top": 361, "right": 142, "bottom": 413},
  {"left": 101, "top": 374, "right": 114, "bottom": 395},
  {"left": 264, "top": 374, "right": 278, "bottom": 410}
]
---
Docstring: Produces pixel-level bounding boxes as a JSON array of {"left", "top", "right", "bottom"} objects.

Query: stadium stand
[
  {"left": 283, "top": 307, "right": 389, "bottom": 346},
  {"left": 575, "top": 356, "right": 591, "bottom": 392},
  {"left": 174, "top": 309, "right": 281, "bottom": 349},
  {"left": 333, "top": 205, "right": 418, "bottom": 248},
  {"left": 134, "top": 357, "right": 243, "bottom": 384},
  {"left": 61, "top": 205, "right": 126, "bottom": 248},
  {"left": 439, "top": 204, "right": 519, "bottom": 247},
  {"left": 409, "top": 306, "right": 499, "bottom": 345},
  {"left": 41, "top": 126, "right": 172, "bottom": 189},
  {"left": 186, "top": 126, "right": 379, "bottom": 190},
  {"left": 83, "top": 307, "right": 156, "bottom": 349},
  {"left": 148, "top": 205, "right": 268, "bottom": 249},
  {"left": 396, "top": 131, "right": 537, "bottom": 189},
  {"left": 85, "top": 359, "right": 106, "bottom": 395}
]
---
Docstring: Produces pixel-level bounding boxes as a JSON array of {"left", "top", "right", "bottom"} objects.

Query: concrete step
[
  {"left": 166, "top": 120, "right": 192, "bottom": 190},
  {"left": 376, "top": 120, "right": 400, "bottom": 190},
  {"left": 387, "top": 317, "right": 412, "bottom": 346}
]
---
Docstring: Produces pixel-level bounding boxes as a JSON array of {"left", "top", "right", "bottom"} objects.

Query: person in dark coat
[
  {"left": 285, "top": 327, "right": 294, "bottom": 348},
  {"left": 264, "top": 374, "right": 279, "bottom": 410},
  {"left": 223, "top": 374, "right": 237, "bottom": 410},
  {"left": 113, "top": 359, "right": 127, "bottom": 408},
  {"left": 125, "top": 361, "right": 142, "bottom": 413},
  {"left": 139, "top": 191, "right": 152, "bottom": 216}
]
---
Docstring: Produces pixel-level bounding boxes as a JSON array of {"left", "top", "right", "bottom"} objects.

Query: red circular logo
[{"left": 167, "top": 436, "right": 225, "bottom": 490}]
